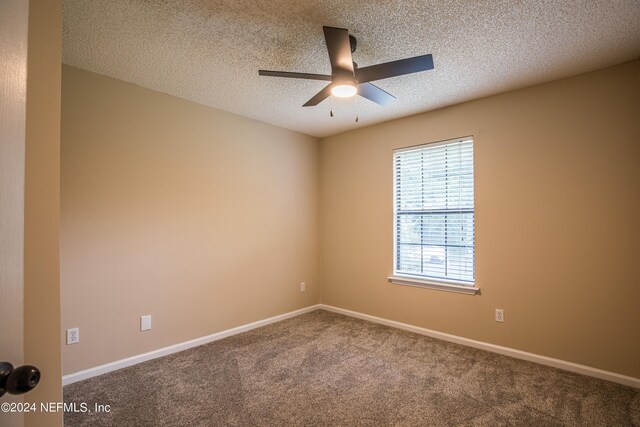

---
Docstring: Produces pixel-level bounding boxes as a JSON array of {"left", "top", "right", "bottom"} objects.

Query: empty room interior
[{"left": 1, "top": 0, "right": 640, "bottom": 426}]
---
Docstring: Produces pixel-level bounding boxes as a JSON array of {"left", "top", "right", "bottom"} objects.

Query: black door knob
[{"left": 0, "top": 362, "right": 41, "bottom": 398}]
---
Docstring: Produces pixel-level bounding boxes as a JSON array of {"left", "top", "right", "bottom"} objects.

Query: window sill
[{"left": 387, "top": 275, "right": 480, "bottom": 295}]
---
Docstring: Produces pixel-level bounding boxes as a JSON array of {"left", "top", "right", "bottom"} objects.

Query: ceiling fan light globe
[{"left": 331, "top": 84, "right": 357, "bottom": 98}]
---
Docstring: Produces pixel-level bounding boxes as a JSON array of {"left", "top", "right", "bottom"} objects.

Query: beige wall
[
  {"left": 61, "top": 61, "right": 639, "bottom": 380},
  {"left": 321, "top": 60, "right": 640, "bottom": 379},
  {"left": 60, "top": 66, "right": 320, "bottom": 374}
]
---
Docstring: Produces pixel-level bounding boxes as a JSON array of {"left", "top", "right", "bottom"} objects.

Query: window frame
[{"left": 388, "top": 136, "right": 479, "bottom": 295}]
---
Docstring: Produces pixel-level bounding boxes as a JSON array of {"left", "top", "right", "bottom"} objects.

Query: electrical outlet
[
  {"left": 141, "top": 315, "right": 152, "bottom": 331},
  {"left": 495, "top": 309, "right": 504, "bottom": 323},
  {"left": 300, "top": 282, "right": 306, "bottom": 292},
  {"left": 67, "top": 327, "right": 80, "bottom": 345}
]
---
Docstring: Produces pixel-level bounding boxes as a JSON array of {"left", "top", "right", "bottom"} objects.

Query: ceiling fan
[{"left": 258, "top": 26, "right": 434, "bottom": 107}]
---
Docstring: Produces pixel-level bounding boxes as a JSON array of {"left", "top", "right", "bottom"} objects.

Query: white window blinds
[{"left": 393, "top": 137, "right": 475, "bottom": 284}]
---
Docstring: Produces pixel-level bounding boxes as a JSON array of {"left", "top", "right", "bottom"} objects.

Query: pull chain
[{"left": 330, "top": 95, "right": 335, "bottom": 117}]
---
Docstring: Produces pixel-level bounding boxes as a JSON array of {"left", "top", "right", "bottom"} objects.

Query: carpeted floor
[{"left": 64, "top": 310, "right": 640, "bottom": 426}]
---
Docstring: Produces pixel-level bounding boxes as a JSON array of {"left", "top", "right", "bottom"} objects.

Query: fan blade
[
  {"left": 303, "top": 84, "right": 333, "bottom": 107},
  {"left": 323, "top": 26, "right": 354, "bottom": 76},
  {"left": 258, "top": 70, "right": 332, "bottom": 81},
  {"left": 358, "top": 83, "right": 396, "bottom": 106},
  {"left": 356, "top": 54, "right": 434, "bottom": 83}
]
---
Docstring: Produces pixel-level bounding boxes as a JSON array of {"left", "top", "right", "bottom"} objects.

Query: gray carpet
[{"left": 64, "top": 310, "right": 640, "bottom": 426}]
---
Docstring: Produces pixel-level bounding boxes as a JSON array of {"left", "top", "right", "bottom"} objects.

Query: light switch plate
[{"left": 141, "top": 315, "right": 152, "bottom": 331}]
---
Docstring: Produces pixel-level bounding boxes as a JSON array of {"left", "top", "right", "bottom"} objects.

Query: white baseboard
[
  {"left": 318, "top": 304, "right": 640, "bottom": 389},
  {"left": 63, "top": 302, "right": 639, "bottom": 389},
  {"left": 62, "top": 304, "right": 322, "bottom": 386}
]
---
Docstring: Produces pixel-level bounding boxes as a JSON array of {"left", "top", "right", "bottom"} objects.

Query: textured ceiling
[{"left": 63, "top": 0, "right": 640, "bottom": 138}]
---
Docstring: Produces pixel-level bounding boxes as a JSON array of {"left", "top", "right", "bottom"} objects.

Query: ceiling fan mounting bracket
[{"left": 349, "top": 34, "right": 357, "bottom": 53}]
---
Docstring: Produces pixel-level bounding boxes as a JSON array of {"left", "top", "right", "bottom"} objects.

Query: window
[{"left": 391, "top": 137, "right": 475, "bottom": 292}]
